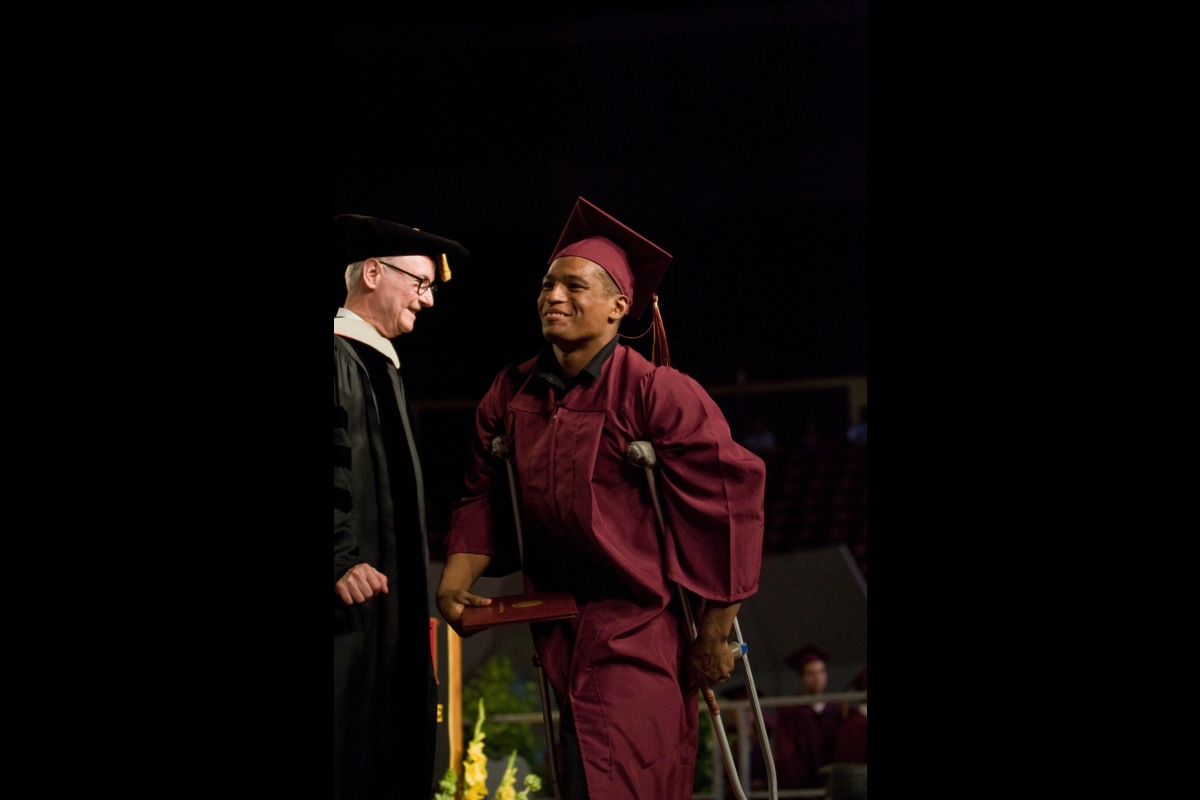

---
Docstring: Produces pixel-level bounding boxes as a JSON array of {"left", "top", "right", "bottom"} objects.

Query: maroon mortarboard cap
[
  {"left": 334, "top": 214, "right": 468, "bottom": 283},
  {"left": 548, "top": 197, "right": 672, "bottom": 322},
  {"left": 846, "top": 667, "right": 867, "bottom": 692},
  {"left": 785, "top": 643, "right": 830, "bottom": 672}
]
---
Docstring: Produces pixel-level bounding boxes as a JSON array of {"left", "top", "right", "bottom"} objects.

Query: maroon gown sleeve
[
  {"left": 629, "top": 367, "right": 766, "bottom": 602},
  {"left": 444, "top": 366, "right": 522, "bottom": 576}
]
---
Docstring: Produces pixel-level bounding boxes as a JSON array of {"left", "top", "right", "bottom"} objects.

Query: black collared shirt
[{"left": 532, "top": 335, "right": 619, "bottom": 395}]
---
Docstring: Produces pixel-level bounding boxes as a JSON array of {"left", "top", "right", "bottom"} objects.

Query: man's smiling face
[
  {"left": 374, "top": 254, "right": 435, "bottom": 337},
  {"left": 538, "top": 256, "right": 625, "bottom": 349}
]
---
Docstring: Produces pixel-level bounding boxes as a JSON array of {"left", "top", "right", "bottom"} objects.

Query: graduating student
[
  {"left": 437, "top": 198, "right": 765, "bottom": 800},
  {"left": 333, "top": 214, "right": 468, "bottom": 800},
  {"left": 774, "top": 644, "right": 844, "bottom": 790}
]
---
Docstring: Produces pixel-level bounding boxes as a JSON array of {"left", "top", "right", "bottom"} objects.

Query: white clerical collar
[{"left": 334, "top": 308, "right": 400, "bottom": 369}]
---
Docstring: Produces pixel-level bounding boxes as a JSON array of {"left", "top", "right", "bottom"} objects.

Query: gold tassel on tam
[
  {"left": 651, "top": 294, "right": 670, "bottom": 368},
  {"left": 439, "top": 253, "right": 452, "bottom": 283}
]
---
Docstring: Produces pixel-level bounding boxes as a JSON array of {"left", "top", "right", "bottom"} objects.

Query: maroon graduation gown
[
  {"left": 773, "top": 702, "right": 844, "bottom": 789},
  {"left": 832, "top": 710, "right": 867, "bottom": 764},
  {"left": 447, "top": 344, "right": 765, "bottom": 800}
]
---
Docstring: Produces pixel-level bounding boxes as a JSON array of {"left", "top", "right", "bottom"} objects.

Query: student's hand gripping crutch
[{"left": 625, "top": 440, "right": 779, "bottom": 800}]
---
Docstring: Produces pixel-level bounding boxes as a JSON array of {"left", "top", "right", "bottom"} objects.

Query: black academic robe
[{"left": 333, "top": 334, "right": 436, "bottom": 800}]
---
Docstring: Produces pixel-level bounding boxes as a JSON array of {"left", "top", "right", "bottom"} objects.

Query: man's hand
[
  {"left": 685, "top": 600, "right": 743, "bottom": 689},
  {"left": 436, "top": 588, "right": 493, "bottom": 636},
  {"left": 687, "top": 632, "right": 738, "bottom": 689},
  {"left": 436, "top": 552, "right": 493, "bottom": 636},
  {"left": 335, "top": 563, "right": 389, "bottom": 605}
]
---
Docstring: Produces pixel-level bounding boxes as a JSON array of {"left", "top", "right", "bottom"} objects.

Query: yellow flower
[
  {"left": 435, "top": 696, "right": 545, "bottom": 800},
  {"left": 493, "top": 751, "right": 518, "bottom": 800},
  {"left": 462, "top": 699, "right": 489, "bottom": 800}
]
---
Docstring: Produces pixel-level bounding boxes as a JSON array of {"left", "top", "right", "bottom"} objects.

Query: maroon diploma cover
[{"left": 461, "top": 592, "right": 579, "bottom": 633}]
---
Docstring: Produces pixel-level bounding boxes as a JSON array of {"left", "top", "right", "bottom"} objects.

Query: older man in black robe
[{"left": 333, "top": 214, "right": 467, "bottom": 800}]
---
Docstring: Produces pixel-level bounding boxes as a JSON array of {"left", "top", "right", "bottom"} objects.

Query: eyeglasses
[{"left": 378, "top": 260, "right": 437, "bottom": 295}]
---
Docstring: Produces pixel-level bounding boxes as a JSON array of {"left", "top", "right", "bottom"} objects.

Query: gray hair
[{"left": 344, "top": 260, "right": 365, "bottom": 291}]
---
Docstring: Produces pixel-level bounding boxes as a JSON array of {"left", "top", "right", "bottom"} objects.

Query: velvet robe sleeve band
[{"left": 334, "top": 350, "right": 364, "bottom": 584}]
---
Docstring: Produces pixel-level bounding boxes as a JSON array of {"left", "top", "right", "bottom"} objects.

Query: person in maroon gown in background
[
  {"left": 833, "top": 668, "right": 867, "bottom": 764},
  {"left": 773, "top": 644, "right": 844, "bottom": 789},
  {"left": 436, "top": 198, "right": 766, "bottom": 800}
]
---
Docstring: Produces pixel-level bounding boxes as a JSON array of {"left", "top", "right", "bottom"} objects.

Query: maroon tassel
[{"left": 651, "top": 294, "right": 670, "bottom": 368}]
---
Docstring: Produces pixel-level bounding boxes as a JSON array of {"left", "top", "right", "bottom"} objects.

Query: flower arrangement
[
  {"left": 462, "top": 698, "right": 489, "bottom": 800},
  {"left": 493, "top": 751, "right": 542, "bottom": 800},
  {"left": 434, "top": 698, "right": 544, "bottom": 800},
  {"left": 463, "top": 655, "right": 545, "bottom": 777}
]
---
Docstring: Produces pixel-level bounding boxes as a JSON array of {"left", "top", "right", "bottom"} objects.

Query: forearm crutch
[
  {"left": 490, "top": 435, "right": 565, "bottom": 800},
  {"left": 625, "top": 441, "right": 779, "bottom": 800}
]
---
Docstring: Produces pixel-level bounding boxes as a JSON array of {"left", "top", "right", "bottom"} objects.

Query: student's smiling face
[{"left": 538, "top": 256, "right": 627, "bottom": 348}]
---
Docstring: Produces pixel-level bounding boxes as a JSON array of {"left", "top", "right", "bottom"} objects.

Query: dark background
[
  {"left": 335, "top": 7, "right": 879, "bottom": 791},
  {"left": 334, "top": 0, "right": 867, "bottom": 401},
  {"left": 336, "top": 1, "right": 868, "bottom": 551}
]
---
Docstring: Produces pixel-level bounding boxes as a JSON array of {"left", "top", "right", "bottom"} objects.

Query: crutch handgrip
[
  {"left": 625, "top": 440, "right": 658, "bottom": 468},
  {"left": 491, "top": 435, "right": 510, "bottom": 460},
  {"left": 700, "top": 643, "right": 747, "bottom": 717}
]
